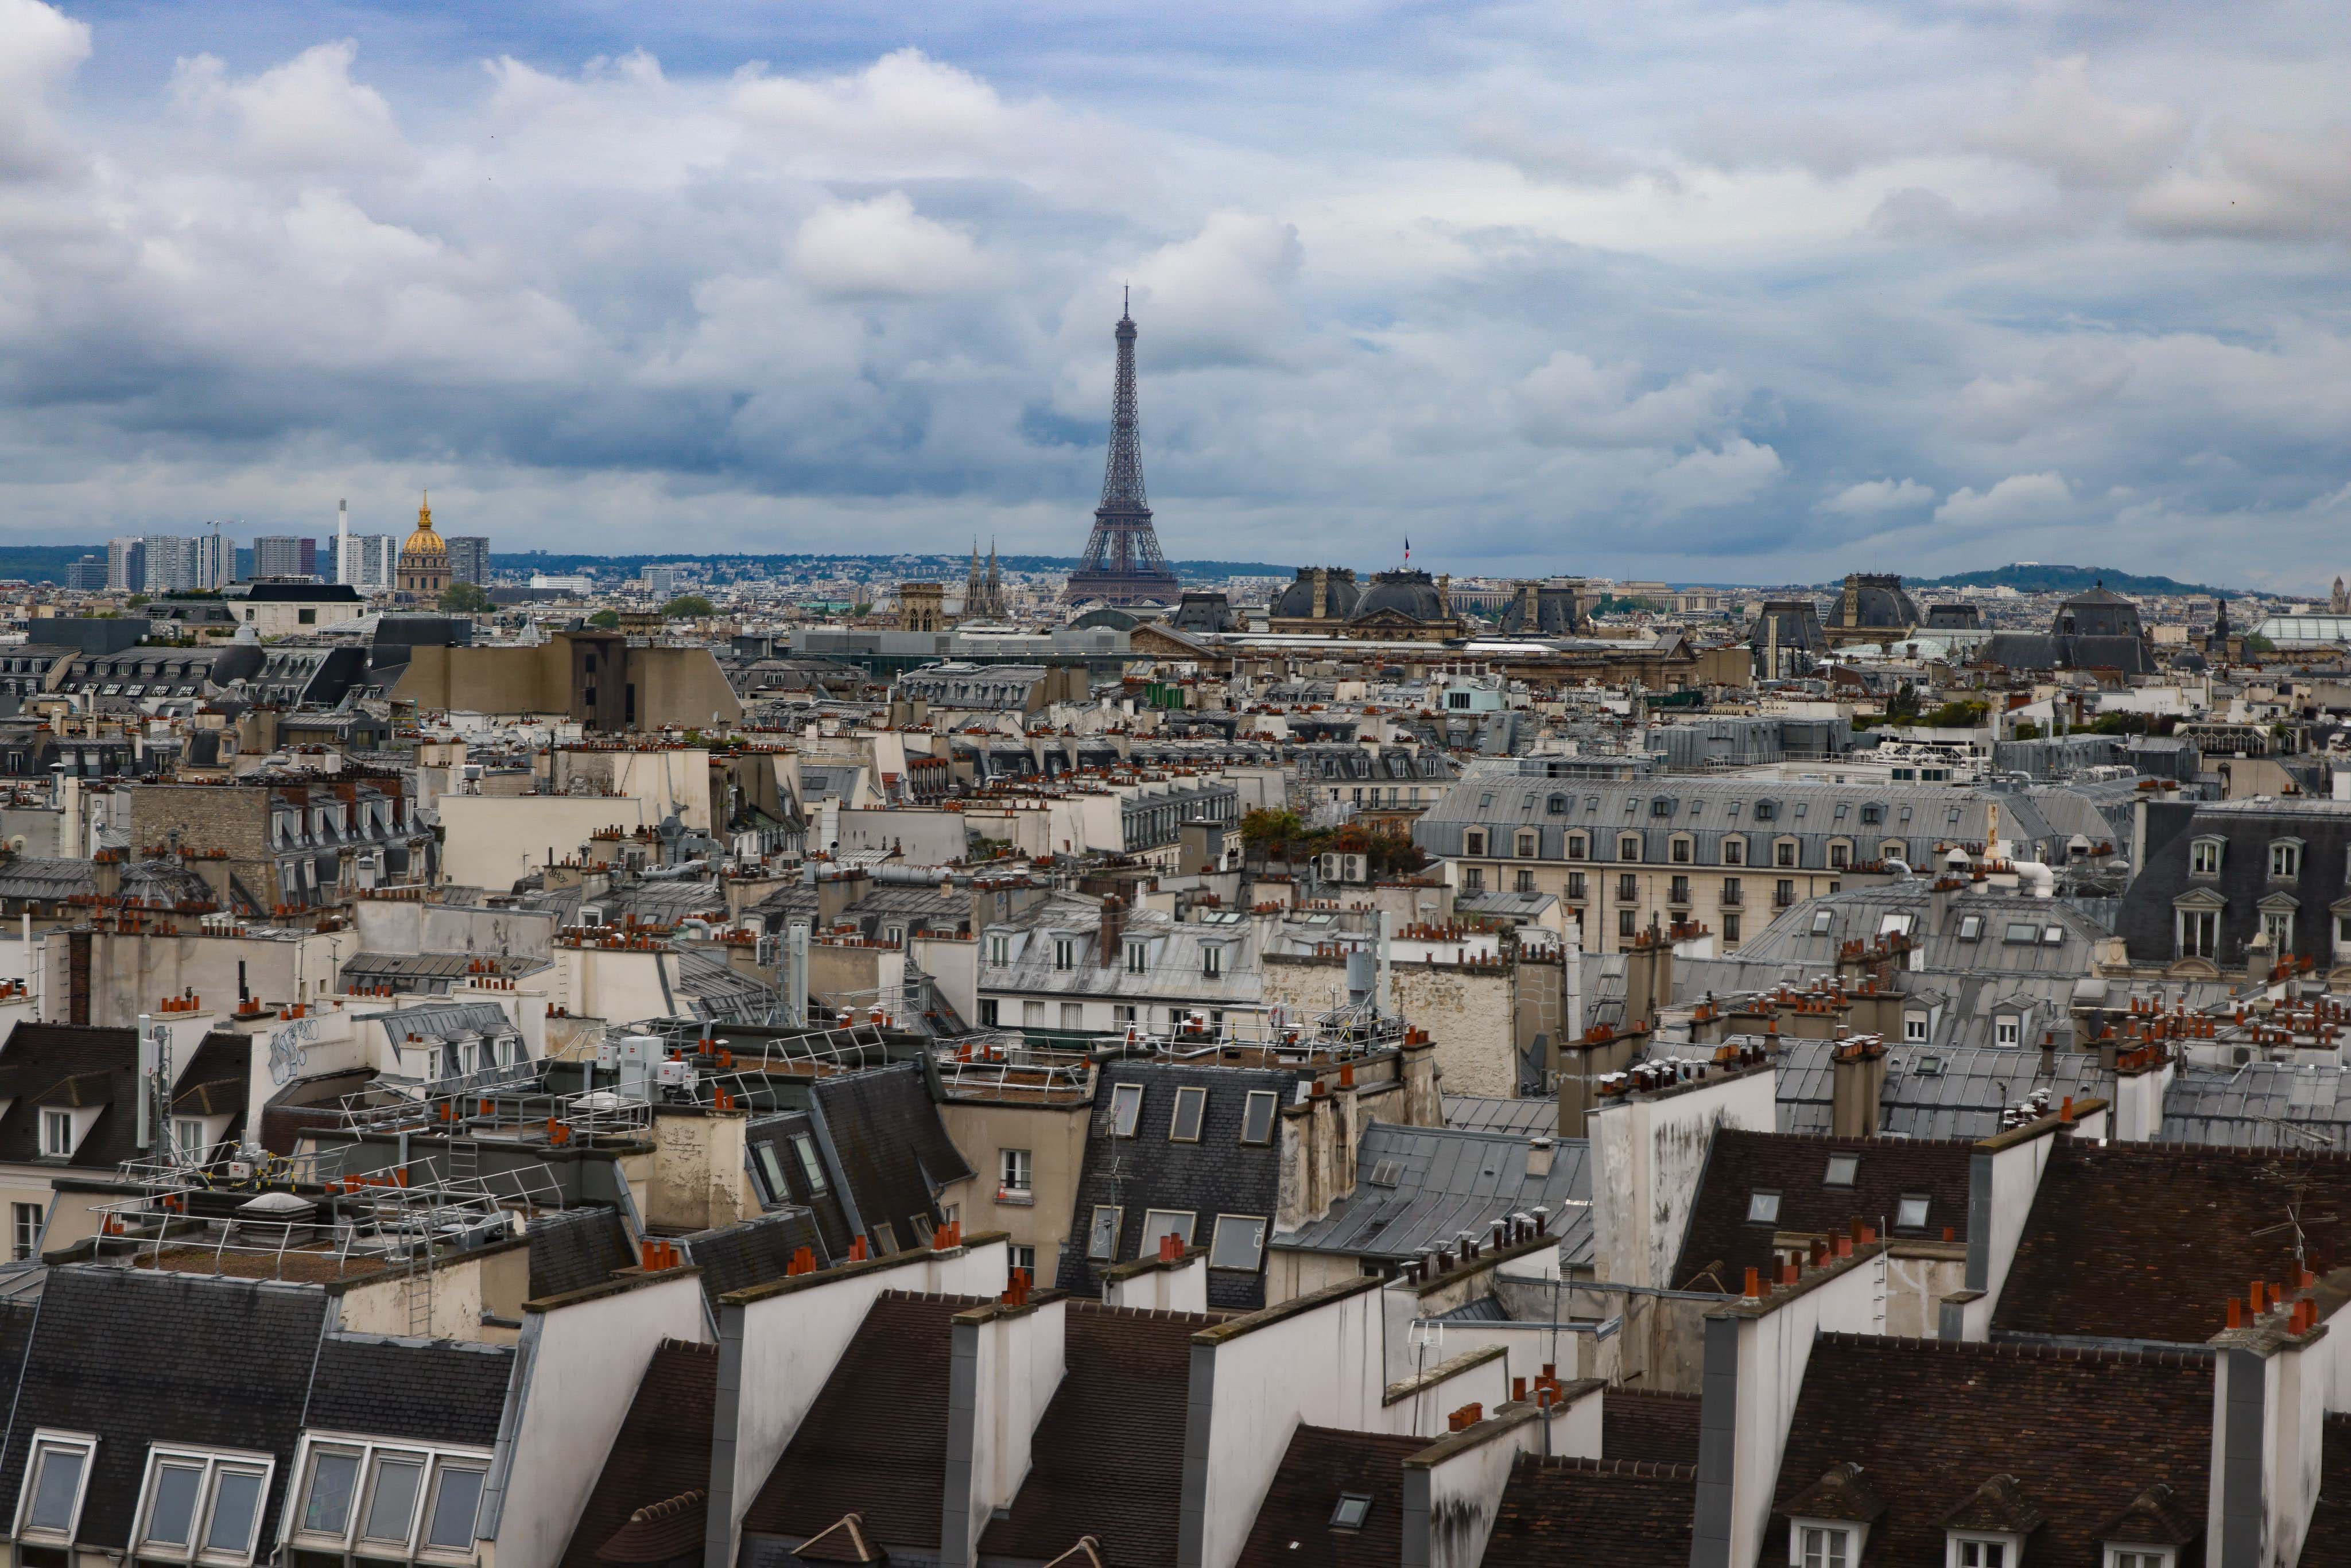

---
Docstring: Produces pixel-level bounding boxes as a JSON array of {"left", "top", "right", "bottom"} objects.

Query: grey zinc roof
[
  {"left": 1445, "top": 1096, "right": 1562, "bottom": 1136},
  {"left": 2155, "top": 1062, "right": 2351, "bottom": 1150},
  {"left": 1775, "top": 1038, "right": 2116, "bottom": 1140},
  {"left": 1278, "top": 1121, "right": 1593, "bottom": 1267},
  {"left": 1730, "top": 884, "right": 2108, "bottom": 976}
]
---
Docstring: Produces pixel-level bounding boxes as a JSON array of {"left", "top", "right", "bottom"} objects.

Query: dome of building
[
  {"left": 1271, "top": 567, "right": 1359, "bottom": 621},
  {"left": 1352, "top": 568, "right": 1447, "bottom": 623},
  {"left": 404, "top": 493, "right": 448, "bottom": 560},
  {"left": 2054, "top": 584, "right": 2143, "bottom": 639},
  {"left": 1826, "top": 573, "right": 1922, "bottom": 633}
]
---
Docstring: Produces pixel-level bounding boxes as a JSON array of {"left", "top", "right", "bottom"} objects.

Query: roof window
[
  {"left": 1240, "top": 1090, "right": 1278, "bottom": 1146},
  {"left": 1824, "top": 1154, "right": 1858, "bottom": 1187},
  {"left": 15, "top": 1429, "right": 95, "bottom": 1546},
  {"left": 1747, "top": 1190, "right": 1782, "bottom": 1225},
  {"left": 133, "top": 1446, "right": 275, "bottom": 1566},
  {"left": 1109, "top": 1082, "right": 1144, "bottom": 1136},
  {"left": 1331, "top": 1493, "right": 1373, "bottom": 1530},
  {"left": 288, "top": 1438, "right": 488, "bottom": 1562},
  {"left": 1896, "top": 1194, "right": 1931, "bottom": 1230},
  {"left": 1169, "top": 1086, "right": 1207, "bottom": 1143}
]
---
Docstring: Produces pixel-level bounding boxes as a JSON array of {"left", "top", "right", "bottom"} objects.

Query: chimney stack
[
  {"left": 1830, "top": 1034, "right": 1888, "bottom": 1139},
  {"left": 1099, "top": 895, "right": 1124, "bottom": 968}
]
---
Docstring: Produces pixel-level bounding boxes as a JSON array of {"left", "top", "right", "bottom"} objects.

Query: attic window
[
  {"left": 134, "top": 1446, "right": 275, "bottom": 1566},
  {"left": 15, "top": 1429, "right": 95, "bottom": 1544},
  {"left": 1240, "top": 1090, "right": 1278, "bottom": 1146},
  {"left": 288, "top": 1438, "right": 489, "bottom": 1562},
  {"left": 1109, "top": 1082, "right": 1144, "bottom": 1136},
  {"left": 1951, "top": 1537, "right": 2009, "bottom": 1568},
  {"left": 1087, "top": 1205, "right": 1121, "bottom": 1260},
  {"left": 1169, "top": 1086, "right": 1207, "bottom": 1143},
  {"left": 1747, "top": 1190, "right": 1782, "bottom": 1225},
  {"left": 1957, "top": 915, "right": 1983, "bottom": 942},
  {"left": 2107, "top": 1551, "right": 2174, "bottom": 1568},
  {"left": 2002, "top": 922, "right": 2038, "bottom": 945},
  {"left": 1141, "top": 1210, "right": 1194, "bottom": 1251},
  {"left": 1824, "top": 1154, "right": 1858, "bottom": 1187},
  {"left": 2042, "top": 926, "right": 2063, "bottom": 946},
  {"left": 40, "top": 1111, "right": 71, "bottom": 1158},
  {"left": 1810, "top": 910, "right": 1834, "bottom": 936},
  {"left": 1896, "top": 1194, "right": 1931, "bottom": 1230},
  {"left": 1330, "top": 1493, "right": 1373, "bottom": 1530},
  {"left": 791, "top": 1134, "right": 828, "bottom": 1196},
  {"left": 1211, "top": 1213, "right": 1268, "bottom": 1271}
]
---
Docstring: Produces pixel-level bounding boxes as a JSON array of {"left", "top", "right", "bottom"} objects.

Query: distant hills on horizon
[{"left": 1903, "top": 563, "right": 2240, "bottom": 598}]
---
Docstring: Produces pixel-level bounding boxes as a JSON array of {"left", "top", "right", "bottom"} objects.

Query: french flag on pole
[{"left": 1403, "top": 537, "right": 1410, "bottom": 561}]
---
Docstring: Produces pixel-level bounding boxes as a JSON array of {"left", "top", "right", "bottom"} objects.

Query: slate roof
[
  {"left": 1771, "top": 1336, "right": 2212, "bottom": 1567},
  {"left": 1601, "top": 1389, "right": 1702, "bottom": 1466},
  {"left": 560, "top": 1338, "right": 720, "bottom": 1568},
  {"left": 1670, "top": 1130, "right": 1971, "bottom": 1291},
  {"left": 305, "top": 1334, "right": 515, "bottom": 1447},
  {"left": 1232, "top": 1425, "right": 1423, "bottom": 1568},
  {"left": 1775, "top": 1039, "right": 2114, "bottom": 1141},
  {"left": 0, "top": 1269, "right": 328, "bottom": 1551},
  {"left": 2156, "top": 1062, "right": 2351, "bottom": 1150},
  {"left": 1279, "top": 1123, "right": 1593, "bottom": 1270},
  {"left": 681, "top": 1209, "right": 832, "bottom": 1306},
  {"left": 1442, "top": 1096, "right": 1561, "bottom": 1137},
  {"left": 1053, "top": 1059, "right": 1296, "bottom": 1311},
  {"left": 979, "top": 1302, "right": 1212, "bottom": 1566},
  {"left": 743, "top": 1291, "right": 981, "bottom": 1550},
  {"left": 0, "top": 1023, "right": 248, "bottom": 1170},
  {"left": 527, "top": 1208, "right": 635, "bottom": 1299},
  {"left": 807, "top": 1063, "right": 972, "bottom": 1252},
  {"left": 744, "top": 1111, "right": 857, "bottom": 1260},
  {"left": 1480, "top": 1454, "right": 1697, "bottom": 1568},
  {"left": 1992, "top": 1142, "right": 2351, "bottom": 1344}
]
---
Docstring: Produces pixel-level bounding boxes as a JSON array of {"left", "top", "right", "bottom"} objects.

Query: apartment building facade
[{"left": 1415, "top": 763, "right": 2061, "bottom": 950}]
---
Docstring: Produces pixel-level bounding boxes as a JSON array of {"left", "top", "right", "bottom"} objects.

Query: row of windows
[
  {"left": 1747, "top": 1186, "right": 1933, "bottom": 1231},
  {"left": 1103, "top": 1081, "right": 1281, "bottom": 1145},
  {"left": 2189, "top": 837, "right": 2311, "bottom": 879},
  {"left": 990, "top": 932, "right": 1232, "bottom": 979},
  {"left": 15, "top": 1430, "right": 487, "bottom": 1567},
  {"left": 1479, "top": 789, "right": 1954, "bottom": 830},
  {"left": 1794, "top": 1522, "right": 2171, "bottom": 1568},
  {"left": 1083, "top": 1205, "right": 1267, "bottom": 1271},
  {"left": 978, "top": 999, "right": 1236, "bottom": 1034},
  {"left": 1463, "top": 827, "right": 1912, "bottom": 870},
  {"left": 750, "top": 1130, "right": 831, "bottom": 1206}
]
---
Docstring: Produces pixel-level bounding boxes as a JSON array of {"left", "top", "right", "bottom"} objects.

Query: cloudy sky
[{"left": 2, "top": 0, "right": 2348, "bottom": 586}]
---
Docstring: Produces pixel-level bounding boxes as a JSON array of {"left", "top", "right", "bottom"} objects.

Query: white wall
[
  {"left": 1104, "top": 1254, "right": 1209, "bottom": 1314},
  {"left": 715, "top": 1240, "right": 1009, "bottom": 1565},
  {"left": 1591, "top": 1069, "right": 1777, "bottom": 1289},
  {"left": 492, "top": 1271, "right": 708, "bottom": 1568},
  {"left": 1705, "top": 1256, "right": 1887, "bottom": 1568},
  {"left": 438, "top": 795, "right": 652, "bottom": 888},
  {"left": 942, "top": 1297, "right": 1066, "bottom": 1567},
  {"left": 1409, "top": 1392, "right": 1598, "bottom": 1568},
  {"left": 1954, "top": 1121, "right": 2063, "bottom": 1340}
]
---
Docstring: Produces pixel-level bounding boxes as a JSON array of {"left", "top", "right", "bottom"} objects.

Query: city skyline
[{"left": 1, "top": 1, "right": 2347, "bottom": 584}]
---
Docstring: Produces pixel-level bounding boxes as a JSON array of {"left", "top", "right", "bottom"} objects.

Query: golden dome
[{"left": 402, "top": 491, "right": 448, "bottom": 559}]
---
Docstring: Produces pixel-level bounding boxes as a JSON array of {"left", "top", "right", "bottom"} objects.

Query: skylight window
[
  {"left": 288, "top": 1438, "right": 491, "bottom": 1564},
  {"left": 1169, "top": 1086, "right": 1207, "bottom": 1143},
  {"left": 1211, "top": 1213, "right": 1268, "bottom": 1271},
  {"left": 1824, "top": 1154, "right": 1858, "bottom": 1187},
  {"left": 1747, "top": 1190, "right": 1782, "bottom": 1225},
  {"left": 1109, "top": 1082, "right": 1144, "bottom": 1136},
  {"left": 1896, "top": 1194, "right": 1931, "bottom": 1230},
  {"left": 17, "top": 1430, "right": 95, "bottom": 1544},
  {"left": 1331, "top": 1493, "right": 1374, "bottom": 1530},
  {"left": 134, "top": 1447, "right": 274, "bottom": 1566},
  {"left": 1956, "top": 915, "right": 1983, "bottom": 942},
  {"left": 1810, "top": 910, "right": 1835, "bottom": 936},
  {"left": 1240, "top": 1090, "right": 1278, "bottom": 1146}
]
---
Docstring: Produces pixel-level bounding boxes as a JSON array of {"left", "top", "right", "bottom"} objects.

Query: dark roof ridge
[
  {"left": 875, "top": 1288, "right": 996, "bottom": 1306},
  {"left": 1525, "top": 1456, "right": 1698, "bottom": 1480},
  {"left": 658, "top": 1336, "right": 718, "bottom": 1356},
  {"left": 1716, "top": 1127, "right": 1981, "bottom": 1154},
  {"left": 1065, "top": 1299, "right": 1219, "bottom": 1326},
  {"left": 1607, "top": 1387, "right": 1701, "bottom": 1402},
  {"left": 1815, "top": 1331, "right": 2209, "bottom": 1368},
  {"left": 2080, "top": 1140, "right": 2351, "bottom": 1166}
]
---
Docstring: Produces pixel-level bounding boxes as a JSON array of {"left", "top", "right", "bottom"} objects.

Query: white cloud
[
  {"left": 1823, "top": 478, "right": 1935, "bottom": 515},
  {"left": 0, "top": 0, "right": 90, "bottom": 176},
  {"left": 1515, "top": 352, "right": 1737, "bottom": 449},
  {"left": 1968, "top": 56, "right": 2187, "bottom": 191},
  {"left": 170, "top": 40, "right": 406, "bottom": 172},
  {"left": 2131, "top": 121, "right": 2351, "bottom": 240},
  {"left": 1934, "top": 472, "right": 2074, "bottom": 527},
  {"left": 792, "top": 193, "right": 995, "bottom": 298},
  {"left": 1128, "top": 212, "right": 1304, "bottom": 367},
  {"left": 1649, "top": 440, "right": 1784, "bottom": 511}
]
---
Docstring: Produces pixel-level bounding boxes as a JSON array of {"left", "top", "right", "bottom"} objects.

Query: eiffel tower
[{"left": 1062, "top": 291, "right": 1180, "bottom": 604}]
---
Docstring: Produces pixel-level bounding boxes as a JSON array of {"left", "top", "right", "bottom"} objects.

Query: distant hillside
[
  {"left": 1914, "top": 563, "right": 2235, "bottom": 597},
  {"left": 493, "top": 552, "right": 1294, "bottom": 579}
]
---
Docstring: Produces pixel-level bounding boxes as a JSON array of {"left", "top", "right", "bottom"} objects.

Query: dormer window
[
  {"left": 1619, "top": 834, "right": 1643, "bottom": 861},
  {"left": 1950, "top": 1536, "right": 2014, "bottom": 1568},
  {"left": 1464, "top": 829, "right": 1487, "bottom": 856},
  {"left": 1797, "top": 1526, "right": 1852, "bottom": 1568},
  {"left": 2271, "top": 840, "right": 2303, "bottom": 878},
  {"left": 15, "top": 1429, "right": 96, "bottom": 1546},
  {"left": 1995, "top": 1016, "right": 2021, "bottom": 1049},
  {"left": 1125, "top": 939, "right": 1147, "bottom": 975},
  {"left": 2107, "top": 1553, "right": 2173, "bottom": 1568},
  {"left": 1904, "top": 1012, "right": 1929, "bottom": 1043},
  {"left": 2189, "top": 839, "right": 2222, "bottom": 876},
  {"left": 133, "top": 1446, "right": 275, "bottom": 1566},
  {"left": 987, "top": 933, "right": 1010, "bottom": 967},
  {"left": 286, "top": 1437, "right": 490, "bottom": 1563},
  {"left": 1202, "top": 943, "right": 1224, "bottom": 978},
  {"left": 41, "top": 1111, "right": 71, "bottom": 1158}
]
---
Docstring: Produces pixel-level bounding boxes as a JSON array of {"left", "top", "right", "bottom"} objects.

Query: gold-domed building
[{"left": 397, "top": 492, "right": 451, "bottom": 598}]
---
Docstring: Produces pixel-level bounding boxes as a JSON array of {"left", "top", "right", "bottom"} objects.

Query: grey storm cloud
[{"left": 2, "top": 0, "right": 2351, "bottom": 587}]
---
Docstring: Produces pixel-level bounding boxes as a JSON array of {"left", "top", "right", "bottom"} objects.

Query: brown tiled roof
[
  {"left": 1937, "top": 1474, "right": 2043, "bottom": 1535},
  {"left": 979, "top": 1303, "right": 1215, "bottom": 1566},
  {"left": 596, "top": 1491, "right": 707, "bottom": 1564},
  {"left": 1771, "top": 1336, "right": 2212, "bottom": 1568},
  {"left": 558, "top": 1340, "right": 720, "bottom": 1568},
  {"left": 2097, "top": 1484, "right": 2197, "bottom": 1548},
  {"left": 743, "top": 1291, "right": 986, "bottom": 1551},
  {"left": 1782, "top": 1462, "right": 1886, "bottom": 1524},
  {"left": 1992, "top": 1142, "right": 2351, "bottom": 1342},
  {"left": 1232, "top": 1426, "right": 1424, "bottom": 1568},
  {"left": 1480, "top": 1454, "right": 1696, "bottom": 1568},
  {"left": 1601, "top": 1388, "right": 1701, "bottom": 1466},
  {"left": 1671, "top": 1130, "right": 1971, "bottom": 1291},
  {"left": 172, "top": 1076, "right": 245, "bottom": 1116}
]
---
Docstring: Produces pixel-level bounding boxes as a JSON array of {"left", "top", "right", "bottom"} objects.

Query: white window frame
[
  {"left": 1108, "top": 1081, "right": 1144, "bottom": 1136},
  {"left": 1201, "top": 942, "right": 1225, "bottom": 979},
  {"left": 40, "top": 1109, "right": 72, "bottom": 1159},
  {"left": 1169, "top": 1086, "right": 1208, "bottom": 1143},
  {"left": 14, "top": 1428, "right": 97, "bottom": 1546},
  {"left": 1790, "top": 1522, "right": 1856, "bottom": 1568},
  {"left": 2271, "top": 841, "right": 2302, "bottom": 879},
  {"left": 1052, "top": 937, "right": 1076, "bottom": 971},
  {"left": 2105, "top": 1549, "right": 2174, "bottom": 1568},
  {"left": 11, "top": 1202, "right": 40, "bottom": 1262},
  {"left": 790, "top": 1133, "right": 828, "bottom": 1196},
  {"left": 1903, "top": 1013, "right": 1929, "bottom": 1043},
  {"left": 1948, "top": 1533, "right": 2020, "bottom": 1568},
  {"left": 1896, "top": 1193, "right": 1931, "bottom": 1231},
  {"left": 131, "top": 1445, "right": 278, "bottom": 1566},
  {"left": 1140, "top": 1209, "right": 1196, "bottom": 1251},
  {"left": 986, "top": 933, "right": 1010, "bottom": 967},
  {"left": 1995, "top": 1016, "right": 2022, "bottom": 1049},
  {"left": 998, "top": 1147, "right": 1033, "bottom": 1197},
  {"left": 2189, "top": 838, "right": 2222, "bottom": 876},
  {"left": 1209, "top": 1213, "right": 1268, "bottom": 1271},
  {"left": 280, "top": 1434, "right": 492, "bottom": 1563},
  {"left": 1124, "top": 939, "right": 1147, "bottom": 975},
  {"left": 1085, "top": 1204, "right": 1122, "bottom": 1260},
  {"left": 1240, "top": 1089, "right": 1278, "bottom": 1146}
]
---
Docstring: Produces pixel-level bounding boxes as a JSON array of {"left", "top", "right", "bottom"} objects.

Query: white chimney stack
[{"left": 336, "top": 498, "right": 350, "bottom": 585}]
